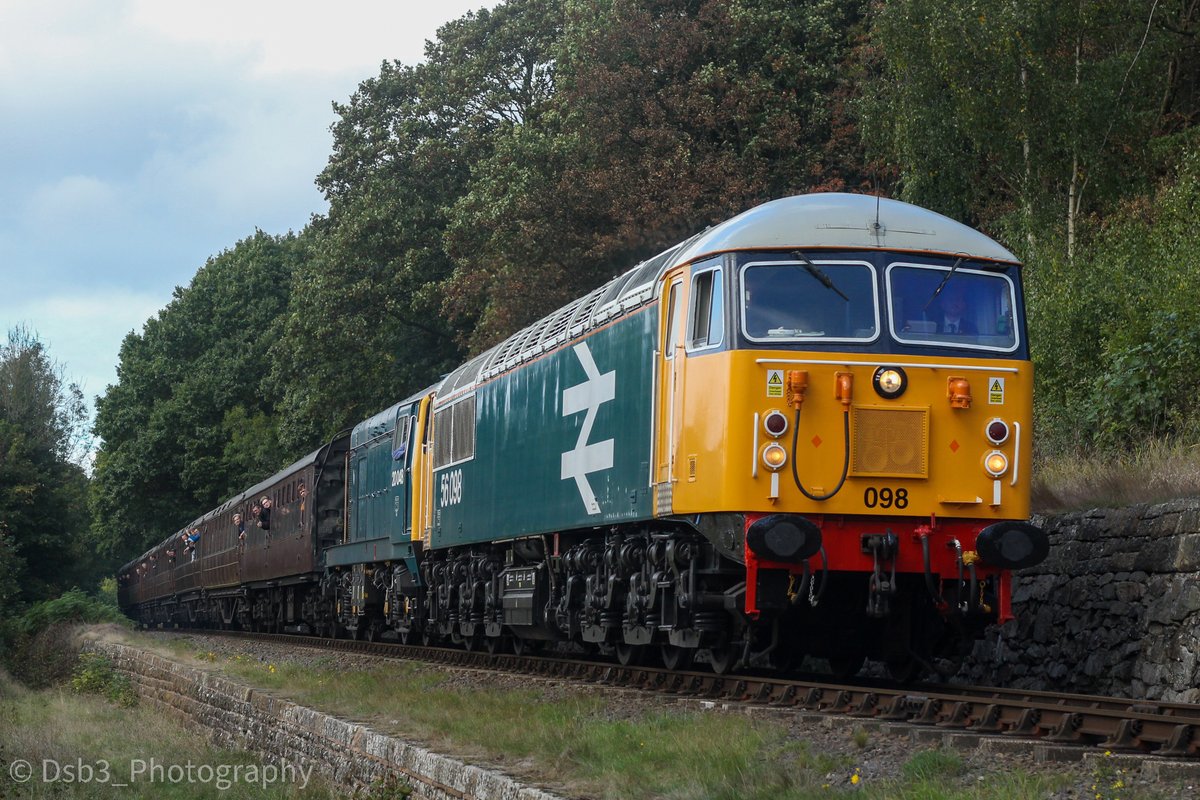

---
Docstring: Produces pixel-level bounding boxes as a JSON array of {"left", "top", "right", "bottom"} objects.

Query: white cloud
[
  {"left": 128, "top": 0, "right": 488, "bottom": 76},
  {"left": 1, "top": 289, "right": 166, "bottom": 400},
  {"left": 24, "top": 175, "right": 125, "bottom": 231},
  {"left": 0, "top": 0, "right": 499, "bottom": 435}
]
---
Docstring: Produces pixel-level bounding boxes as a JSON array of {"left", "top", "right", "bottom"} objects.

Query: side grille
[{"left": 850, "top": 406, "right": 929, "bottom": 478}]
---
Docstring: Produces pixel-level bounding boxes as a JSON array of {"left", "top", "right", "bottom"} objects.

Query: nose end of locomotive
[
  {"left": 746, "top": 514, "right": 823, "bottom": 563},
  {"left": 976, "top": 521, "right": 1049, "bottom": 570}
]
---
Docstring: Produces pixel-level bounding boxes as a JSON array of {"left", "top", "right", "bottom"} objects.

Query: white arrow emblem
[{"left": 561, "top": 342, "right": 616, "bottom": 515}]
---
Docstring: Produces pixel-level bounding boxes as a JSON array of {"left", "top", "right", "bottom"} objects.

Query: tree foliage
[
  {"left": 864, "top": 0, "right": 1186, "bottom": 246},
  {"left": 444, "top": 0, "right": 872, "bottom": 349},
  {"left": 1032, "top": 147, "right": 1200, "bottom": 450},
  {"left": 91, "top": 232, "right": 301, "bottom": 557},
  {"left": 0, "top": 327, "right": 93, "bottom": 606}
]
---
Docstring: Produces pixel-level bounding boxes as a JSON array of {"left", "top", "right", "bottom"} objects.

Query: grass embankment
[
  {"left": 0, "top": 663, "right": 333, "bottom": 799},
  {"left": 1033, "top": 437, "right": 1200, "bottom": 514},
  {"left": 124, "top": 631, "right": 1087, "bottom": 800}
]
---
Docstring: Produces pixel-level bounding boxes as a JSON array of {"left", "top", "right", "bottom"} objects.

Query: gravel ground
[{"left": 136, "top": 631, "right": 1200, "bottom": 799}]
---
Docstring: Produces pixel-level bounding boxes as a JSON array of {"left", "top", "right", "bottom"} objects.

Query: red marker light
[
  {"left": 764, "top": 411, "right": 789, "bottom": 438},
  {"left": 986, "top": 419, "right": 1009, "bottom": 445}
]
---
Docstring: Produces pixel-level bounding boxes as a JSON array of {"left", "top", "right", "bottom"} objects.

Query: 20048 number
[{"left": 863, "top": 487, "right": 908, "bottom": 509}]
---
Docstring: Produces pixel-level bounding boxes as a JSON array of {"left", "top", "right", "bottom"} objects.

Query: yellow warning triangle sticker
[
  {"left": 990, "top": 380, "right": 1002, "bottom": 392},
  {"left": 768, "top": 373, "right": 783, "bottom": 385}
]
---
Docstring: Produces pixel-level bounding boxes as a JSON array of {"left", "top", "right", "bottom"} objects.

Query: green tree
[
  {"left": 0, "top": 326, "right": 94, "bottom": 603},
  {"left": 91, "top": 232, "right": 301, "bottom": 559},
  {"left": 1032, "top": 147, "right": 1200, "bottom": 450},
  {"left": 864, "top": 0, "right": 1174, "bottom": 254},
  {"left": 270, "top": 2, "right": 567, "bottom": 443},
  {"left": 444, "top": 0, "right": 872, "bottom": 350}
]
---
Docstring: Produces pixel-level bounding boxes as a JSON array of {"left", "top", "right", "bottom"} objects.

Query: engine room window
[
  {"left": 432, "top": 395, "right": 476, "bottom": 470},
  {"left": 688, "top": 268, "right": 724, "bottom": 350},
  {"left": 887, "top": 263, "right": 1019, "bottom": 352},
  {"left": 740, "top": 261, "right": 878, "bottom": 342}
]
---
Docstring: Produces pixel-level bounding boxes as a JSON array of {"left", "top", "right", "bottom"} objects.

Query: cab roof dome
[{"left": 670, "top": 193, "right": 1019, "bottom": 267}]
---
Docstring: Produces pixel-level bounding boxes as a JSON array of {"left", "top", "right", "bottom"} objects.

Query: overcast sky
[{"left": 0, "top": 0, "right": 494, "bottom": 429}]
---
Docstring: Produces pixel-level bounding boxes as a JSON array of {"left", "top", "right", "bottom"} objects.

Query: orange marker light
[
  {"left": 762, "top": 443, "right": 788, "bottom": 471},
  {"left": 984, "top": 450, "right": 1009, "bottom": 477},
  {"left": 947, "top": 377, "right": 972, "bottom": 409}
]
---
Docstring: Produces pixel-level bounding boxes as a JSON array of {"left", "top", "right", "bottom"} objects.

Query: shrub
[
  {"left": 1, "top": 587, "right": 130, "bottom": 683},
  {"left": 14, "top": 588, "right": 127, "bottom": 638},
  {"left": 71, "top": 652, "right": 137, "bottom": 708}
]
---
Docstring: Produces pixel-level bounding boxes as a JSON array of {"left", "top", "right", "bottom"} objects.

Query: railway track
[{"left": 185, "top": 629, "right": 1200, "bottom": 759}]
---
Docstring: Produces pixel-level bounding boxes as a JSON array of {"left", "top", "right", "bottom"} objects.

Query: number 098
[{"left": 863, "top": 486, "right": 908, "bottom": 509}]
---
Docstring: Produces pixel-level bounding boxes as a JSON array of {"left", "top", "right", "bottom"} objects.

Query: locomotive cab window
[
  {"left": 740, "top": 260, "right": 878, "bottom": 343},
  {"left": 663, "top": 279, "right": 683, "bottom": 359},
  {"left": 887, "top": 263, "right": 1019, "bottom": 353},
  {"left": 393, "top": 413, "right": 411, "bottom": 461},
  {"left": 687, "top": 266, "right": 724, "bottom": 351}
]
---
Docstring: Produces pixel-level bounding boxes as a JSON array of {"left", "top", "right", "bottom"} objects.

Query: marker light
[
  {"left": 762, "top": 443, "right": 788, "bottom": 472},
  {"left": 763, "top": 410, "right": 789, "bottom": 438},
  {"left": 984, "top": 450, "right": 1009, "bottom": 478},
  {"left": 872, "top": 366, "right": 907, "bottom": 399},
  {"left": 986, "top": 419, "right": 1010, "bottom": 445},
  {"left": 948, "top": 377, "right": 972, "bottom": 409}
]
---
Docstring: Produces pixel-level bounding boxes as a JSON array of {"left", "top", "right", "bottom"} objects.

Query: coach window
[
  {"left": 687, "top": 266, "right": 724, "bottom": 352},
  {"left": 663, "top": 280, "right": 683, "bottom": 359}
]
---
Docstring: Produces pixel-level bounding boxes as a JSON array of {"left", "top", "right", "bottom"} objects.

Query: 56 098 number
[{"left": 863, "top": 487, "right": 908, "bottom": 509}]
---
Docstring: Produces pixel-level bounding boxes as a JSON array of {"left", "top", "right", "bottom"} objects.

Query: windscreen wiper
[
  {"left": 923, "top": 256, "right": 966, "bottom": 311},
  {"left": 793, "top": 251, "right": 849, "bottom": 302}
]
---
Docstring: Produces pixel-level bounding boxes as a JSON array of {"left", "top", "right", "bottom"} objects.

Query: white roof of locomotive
[{"left": 670, "top": 193, "right": 1020, "bottom": 266}]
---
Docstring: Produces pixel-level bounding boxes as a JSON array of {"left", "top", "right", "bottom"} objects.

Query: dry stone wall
[
  {"left": 87, "top": 640, "right": 561, "bottom": 800},
  {"left": 960, "top": 499, "right": 1200, "bottom": 702}
]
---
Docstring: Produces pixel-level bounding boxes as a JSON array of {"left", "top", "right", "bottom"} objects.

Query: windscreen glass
[
  {"left": 887, "top": 264, "right": 1019, "bottom": 352},
  {"left": 740, "top": 261, "right": 878, "bottom": 343}
]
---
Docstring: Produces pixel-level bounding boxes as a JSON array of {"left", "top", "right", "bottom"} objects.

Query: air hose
[{"left": 790, "top": 407, "right": 851, "bottom": 501}]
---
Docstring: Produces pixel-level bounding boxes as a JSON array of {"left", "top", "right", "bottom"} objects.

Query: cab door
[
  {"left": 389, "top": 407, "right": 414, "bottom": 540},
  {"left": 653, "top": 269, "right": 687, "bottom": 513}
]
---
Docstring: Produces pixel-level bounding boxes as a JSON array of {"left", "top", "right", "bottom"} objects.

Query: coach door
[
  {"left": 653, "top": 269, "right": 686, "bottom": 514},
  {"left": 389, "top": 406, "right": 414, "bottom": 541}
]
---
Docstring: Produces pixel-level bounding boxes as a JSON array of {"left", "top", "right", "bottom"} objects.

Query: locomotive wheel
[
  {"left": 484, "top": 636, "right": 507, "bottom": 656},
  {"left": 708, "top": 646, "right": 738, "bottom": 675},
  {"left": 615, "top": 643, "right": 643, "bottom": 667},
  {"left": 661, "top": 645, "right": 694, "bottom": 671}
]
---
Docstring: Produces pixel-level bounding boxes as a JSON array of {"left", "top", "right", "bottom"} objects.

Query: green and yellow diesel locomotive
[{"left": 120, "top": 193, "right": 1047, "bottom": 678}]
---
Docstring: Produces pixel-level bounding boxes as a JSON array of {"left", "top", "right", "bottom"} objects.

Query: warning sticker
[
  {"left": 988, "top": 377, "right": 1005, "bottom": 405},
  {"left": 767, "top": 370, "right": 784, "bottom": 398}
]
